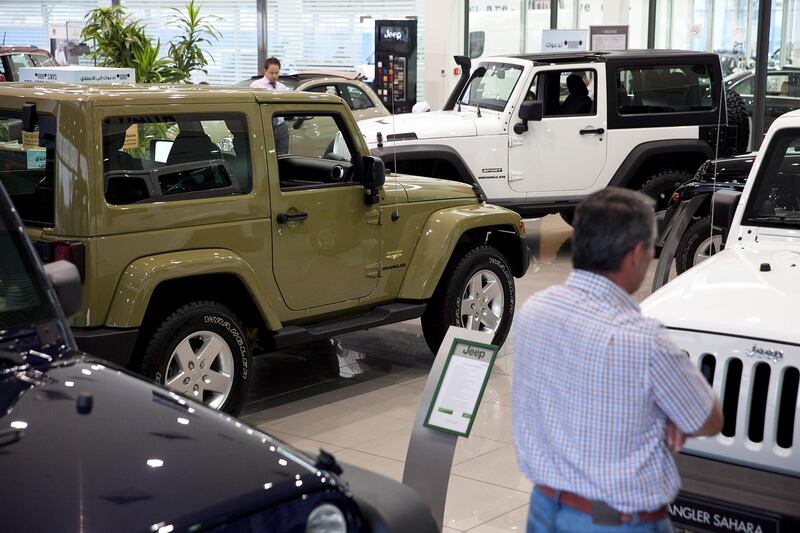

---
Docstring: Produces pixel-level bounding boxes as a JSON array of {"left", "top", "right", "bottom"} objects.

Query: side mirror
[
  {"left": 711, "top": 189, "right": 742, "bottom": 242},
  {"left": 361, "top": 155, "right": 385, "bottom": 204},
  {"left": 44, "top": 260, "right": 82, "bottom": 317},
  {"left": 514, "top": 100, "right": 542, "bottom": 134}
]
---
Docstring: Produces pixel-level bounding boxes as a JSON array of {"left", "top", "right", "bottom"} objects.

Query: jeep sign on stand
[
  {"left": 359, "top": 50, "right": 750, "bottom": 221},
  {"left": 642, "top": 110, "right": 800, "bottom": 532}
]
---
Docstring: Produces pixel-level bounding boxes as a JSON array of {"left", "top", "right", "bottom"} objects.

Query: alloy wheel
[
  {"left": 163, "top": 330, "right": 235, "bottom": 410},
  {"left": 460, "top": 269, "right": 505, "bottom": 334}
]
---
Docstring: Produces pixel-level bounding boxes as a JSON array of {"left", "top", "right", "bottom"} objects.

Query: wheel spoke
[
  {"left": 197, "top": 335, "right": 225, "bottom": 367},
  {"left": 166, "top": 371, "right": 191, "bottom": 394},
  {"left": 482, "top": 309, "right": 501, "bottom": 331},
  {"left": 173, "top": 340, "right": 196, "bottom": 372},
  {"left": 469, "top": 275, "right": 482, "bottom": 297},
  {"left": 480, "top": 280, "right": 501, "bottom": 303},
  {"left": 461, "top": 296, "right": 476, "bottom": 316},
  {"left": 203, "top": 370, "right": 233, "bottom": 394}
]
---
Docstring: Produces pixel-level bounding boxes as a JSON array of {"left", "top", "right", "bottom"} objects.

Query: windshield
[
  {"left": 0, "top": 111, "right": 55, "bottom": 226},
  {"left": 0, "top": 188, "right": 51, "bottom": 329},
  {"left": 742, "top": 129, "right": 800, "bottom": 229},
  {"left": 459, "top": 62, "right": 523, "bottom": 112}
]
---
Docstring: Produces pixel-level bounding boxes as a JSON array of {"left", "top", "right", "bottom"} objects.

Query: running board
[{"left": 269, "top": 302, "right": 427, "bottom": 349}]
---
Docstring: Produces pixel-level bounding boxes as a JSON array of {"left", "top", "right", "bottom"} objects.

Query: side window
[
  {"left": 344, "top": 84, "right": 374, "bottom": 110},
  {"left": 274, "top": 113, "right": 356, "bottom": 190},
  {"left": 102, "top": 113, "right": 251, "bottom": 205},
  {"left": 0, "top": 59, "right": 7, "bottom": 81},
  {"left": 307, "top": 84, "right": 339, "bottom": 97},
  {"left": 732, "top": 76, "right": 753, "bottom": 97},
  {"left": 617, "top": 64, "right": 714, "bottom": 114},
  {"left": 8, "top": 54, "right": 33, "bottom": 80},
  {"left": 539, "top": 70, "right": 595, "bottom": 117},
  {"left": 768, "top": 73, "right": 800, "bottom": 97}
]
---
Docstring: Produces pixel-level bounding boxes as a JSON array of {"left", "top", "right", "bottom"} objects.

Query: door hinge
[
  {"left": 367, "top": 208, "right": 381, "bottom": 225},
  {"left": 509, "top": 171, "right": 524, "bottom": 182},
  {"left": 366, "top": 262, "right": 382, "bottom": 277}
]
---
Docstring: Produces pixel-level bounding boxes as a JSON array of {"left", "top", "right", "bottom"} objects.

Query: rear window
[
  {"left": 102, "top": 113, "right": 252, "bottom": 205},
  {"left": 0, "top": 111, "right": 55, "bottom": 226},
  {"left": 617, "top": 64, "right": 714, "bottom": 114}
]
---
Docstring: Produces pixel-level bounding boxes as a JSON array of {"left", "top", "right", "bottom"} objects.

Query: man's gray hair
[{"left": 572, "top": 187, "right": 656, "bottom": 273}]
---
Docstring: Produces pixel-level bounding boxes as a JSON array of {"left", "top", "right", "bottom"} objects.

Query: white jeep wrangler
[
  {"left": 642, "top": 111, "right": 800, "bottom": 532},
  {"left": 359, "top": 51, "right": 749, "bottom": 216}
]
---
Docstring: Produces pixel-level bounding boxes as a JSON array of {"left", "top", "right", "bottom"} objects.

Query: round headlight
[{"left": 306, "top": 503, "right": 347, "bottom": 533}]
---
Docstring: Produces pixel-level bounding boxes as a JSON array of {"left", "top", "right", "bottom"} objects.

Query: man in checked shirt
[{"left": 512, "top": 187, "right": 723, "bottom": 533}]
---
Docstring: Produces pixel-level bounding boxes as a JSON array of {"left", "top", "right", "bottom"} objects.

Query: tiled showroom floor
[{"left": 241, "top": 214, "right": 670, "bottom": 532}]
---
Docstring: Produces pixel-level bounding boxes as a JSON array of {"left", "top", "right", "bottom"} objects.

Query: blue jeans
[{"left": 527, "top": 488, "right": 675, "bottom": 533}]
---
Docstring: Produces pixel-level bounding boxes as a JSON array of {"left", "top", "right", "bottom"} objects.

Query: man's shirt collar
[{"left": 565, "top": 269, "right": 639, "bottom": 312}]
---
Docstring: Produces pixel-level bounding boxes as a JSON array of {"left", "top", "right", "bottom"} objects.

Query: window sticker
[{"left": 26, "top": 149, "right": 46, "bottom": 169}]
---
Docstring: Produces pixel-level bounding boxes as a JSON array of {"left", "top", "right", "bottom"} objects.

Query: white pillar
[
  {"left": 602, "top": 0, "right": 629, "bottom": 26},
  {"left": 422, "top": 0, "right": 464, "bottom": 110}
]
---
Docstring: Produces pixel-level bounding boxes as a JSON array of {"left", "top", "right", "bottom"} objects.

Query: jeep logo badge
[{"left": 745, "top": 345, "right": 784, "bottom": 363}]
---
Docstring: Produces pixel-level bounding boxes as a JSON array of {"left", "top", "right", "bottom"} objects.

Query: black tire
[
  {"left": 140, "top": 300, "right": 251, "bottom": 415},
  {"left": 726, "top": 88, "right": 750, "bottom": 154},
  {"left": 675, "top": 215, "right": 722, "bottom": 274},
  {"left": 640, "top": 169, "right": 694, "bottom": 211},
  {"left": 421, "top": 245, "right": 515, "bottom": 354}
]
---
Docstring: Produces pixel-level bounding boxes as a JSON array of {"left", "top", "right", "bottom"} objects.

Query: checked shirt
[{"left": 512, "top": 269, "right": 715, "bottom": 513}]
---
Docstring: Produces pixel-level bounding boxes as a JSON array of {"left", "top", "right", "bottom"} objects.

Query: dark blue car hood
[{"left": 0, "top": 357, "right": 342, "bottom": 532}]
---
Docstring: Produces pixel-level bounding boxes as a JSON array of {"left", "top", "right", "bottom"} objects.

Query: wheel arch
[
  {"left": 610, "top": 140, "right": 714, "bottom": 190},
  {"left": 370, "top": 143, "right": 480, "bottom": 188},
  {"left": 105, "top": 249, "right": 282, "bottom": 332},
  {"left": 398, "top": 205, "right": 526, "bottom": 300}
]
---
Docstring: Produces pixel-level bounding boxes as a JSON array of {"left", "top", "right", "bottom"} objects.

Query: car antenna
[
  {"left": 709, "top": 78, "right": 725, "bottom": 255},
  {"left": 1, "top": 32, "right": 6, "bottom": 46}
]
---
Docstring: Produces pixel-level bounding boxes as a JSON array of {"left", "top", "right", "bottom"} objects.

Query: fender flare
[
  {"left": 398, "top": 204, "right": 523, "bottom": 300},
  {"left": 105, "top": 249, "right": 282, "bottom": 330},
  {"left": 369, "top": 143, "right": 483, "bottom": 192},
  {"left": 609, "top": 140, "right": 714, "bottom": 188}
]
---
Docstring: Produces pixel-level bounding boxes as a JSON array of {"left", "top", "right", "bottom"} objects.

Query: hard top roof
[
  {"left": 0, "top": 82, "right": 344, "bottom": 105},
  {"left": 504, "top": 49, "right": 719, "bottom": 64}
]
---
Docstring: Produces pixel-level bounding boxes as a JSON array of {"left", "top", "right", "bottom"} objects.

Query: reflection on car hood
[
  {"left": 359, "top": 111, "right": 478, "bottom": 143},
  {"left": 392, "top": 174, "right": 476, "bottom": 203},
  {"left": 642, "top": 242, "right": 800, "bottom": 343},
  {"left": 0, "top": 358, "right": 335, "bottom": 532}
]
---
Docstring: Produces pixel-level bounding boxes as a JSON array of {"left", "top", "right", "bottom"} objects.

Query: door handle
[
  {"left": 276, "top": 212, "right": 309, "bottom": 224},
  {"left": 579, "top": 127, "right": 605, "bottom": 135}
]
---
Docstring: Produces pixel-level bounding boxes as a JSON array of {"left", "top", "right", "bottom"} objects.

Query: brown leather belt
[{"left": 537, "top": 485, "right": 668, "bottom": 523}]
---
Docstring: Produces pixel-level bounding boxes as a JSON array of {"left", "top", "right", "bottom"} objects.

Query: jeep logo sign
[{"left": 745, "top": 345, "right": 783, "bottom": 364}]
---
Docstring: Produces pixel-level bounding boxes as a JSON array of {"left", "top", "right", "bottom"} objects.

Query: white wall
[{"left": 422, "top": 0, "right": 464, "bottom": 110}]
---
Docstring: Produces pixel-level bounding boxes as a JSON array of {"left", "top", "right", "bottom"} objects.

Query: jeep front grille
[{"left": 670, "top": 329, "right": 800, "bottom": 477}]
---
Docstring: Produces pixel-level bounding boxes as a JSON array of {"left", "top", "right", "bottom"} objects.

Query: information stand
[{"left": 403, "top": 327, "right": 497, "bottom": 529}]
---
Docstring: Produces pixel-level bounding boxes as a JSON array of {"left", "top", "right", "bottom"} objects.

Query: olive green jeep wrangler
[{"left": 0, "top": 84, "right": 529, "bottom": 414}]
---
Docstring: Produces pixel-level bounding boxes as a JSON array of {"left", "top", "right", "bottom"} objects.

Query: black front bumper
[
  {"left": 674, "top": 453, "right": 800, "bottom": 532},
  {"left": 73, "top": 327, "right": 139, "bottom": 367}
]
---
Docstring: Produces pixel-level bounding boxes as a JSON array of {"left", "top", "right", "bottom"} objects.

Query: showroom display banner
[
  {"left": 403, "top": 326, "right": 496, "bottom": 529},
  {"left": 590, "top": 25, "right": 629, "bottom": 51},
  {"left": 541, "top": 29, "right": 589, "bottom": 53}
]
